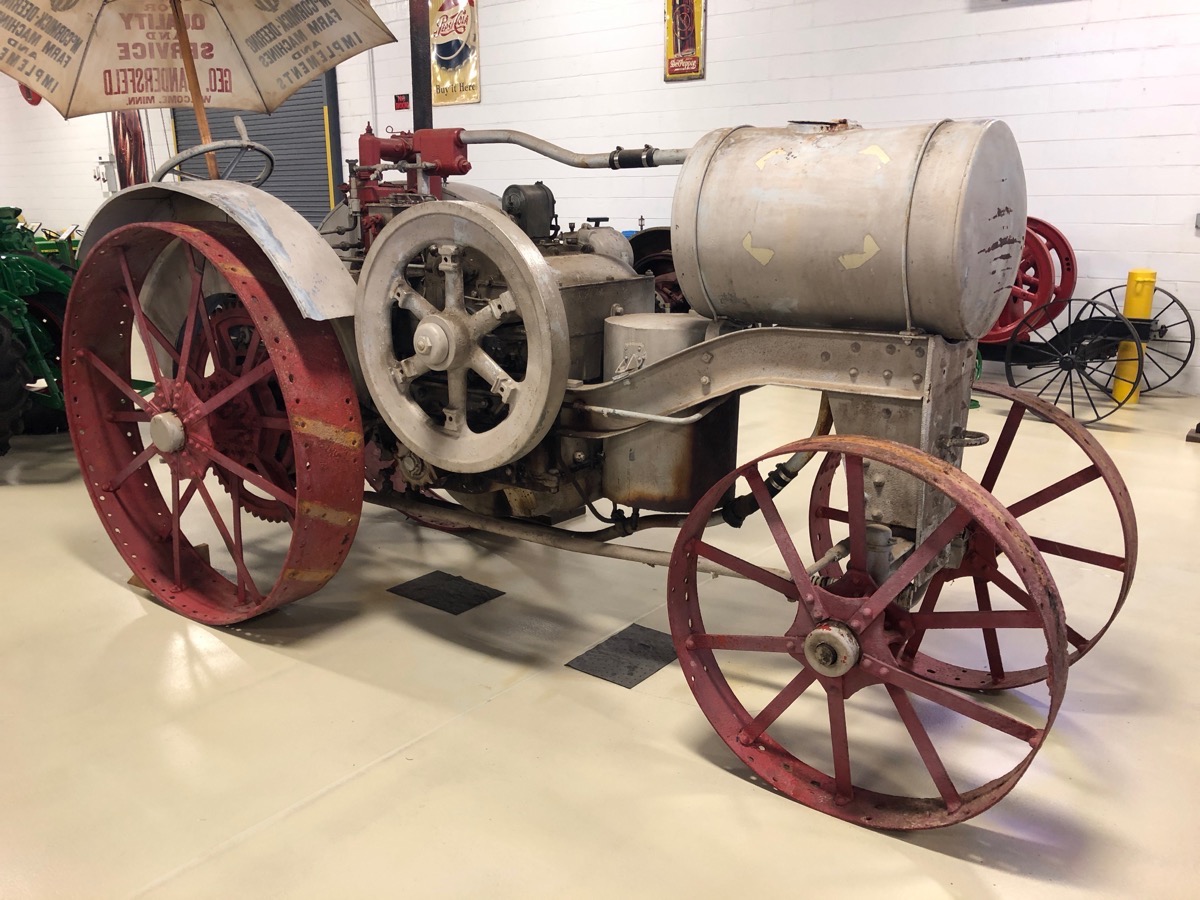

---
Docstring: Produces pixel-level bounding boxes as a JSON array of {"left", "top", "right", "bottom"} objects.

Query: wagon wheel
[
  {"left": 1004, "top": 297, "right": 1143, "bottom": 424},
  {"left": 670, "top": 436, "right": 1066, "bottom": 830},
  {"left": 64, "top": 221, "right": 365, "bottom": 625},
  {"left": 978, "top": 226, "right": 1057, "bottom": 345},
  {"left": 1090, "top": 285, "right": 1196, "bottom": 392},
  {"left": 1026, "top": 217, "right": 1077, "bottom": 302},
  {"left": 810, "top": 383, "right": 1133, "bottom": 690}
]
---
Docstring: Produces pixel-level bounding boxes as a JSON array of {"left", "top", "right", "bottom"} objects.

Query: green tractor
[{"left": 0, "top": 207, "right": 76, "bottom": 455}]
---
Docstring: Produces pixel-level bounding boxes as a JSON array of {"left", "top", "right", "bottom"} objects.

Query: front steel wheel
[{"left": 669, "top": 436, "right": 1067, "bottom": 830}]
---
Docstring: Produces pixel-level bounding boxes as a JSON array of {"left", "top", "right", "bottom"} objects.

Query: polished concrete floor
[{"left": 0, "top": 383, "right": 1197, "bottom": 899}]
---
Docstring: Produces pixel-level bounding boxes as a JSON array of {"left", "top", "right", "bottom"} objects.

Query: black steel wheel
[
  {"left": 1090, "top": 284, "right": 1195, "bottom": 392},
  {"left": 1004, "top": 297, "right": 1143, "bottom": 424}
]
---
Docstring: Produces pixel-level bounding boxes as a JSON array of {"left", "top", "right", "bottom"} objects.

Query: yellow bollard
[{"left": 1111, "top": 269, "right": 1155, "bottom": 404}]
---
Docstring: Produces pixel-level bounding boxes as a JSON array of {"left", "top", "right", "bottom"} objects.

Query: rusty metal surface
[
  {"left": 65, "top": 221, "right": 364, "bottom": 625},
  {"left": 671, "top": 120, "right": 1027, "bottom": 339},
  {"left": 668, "top": 435, "right": 1067, "bottom": 829},
  {"left": 77, "top": 182, "right": 359, "bottom": 321}
]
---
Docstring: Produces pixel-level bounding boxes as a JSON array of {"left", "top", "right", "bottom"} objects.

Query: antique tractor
[{"left": 62, "top": 118, "right": 1135, "bottom": 830}]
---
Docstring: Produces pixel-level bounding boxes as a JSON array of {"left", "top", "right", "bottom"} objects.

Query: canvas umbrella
[{"left": 0, "top": 0, "right": 396, "bottom": 177}]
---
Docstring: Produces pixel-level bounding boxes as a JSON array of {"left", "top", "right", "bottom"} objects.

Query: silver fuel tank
[{"left": 670, "top": 119, "right": 1027, "bottom": 340}]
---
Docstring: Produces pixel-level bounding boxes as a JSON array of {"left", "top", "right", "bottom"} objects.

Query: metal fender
[{"left": 78, "top": 181, "right": 356, "bottom": 321}]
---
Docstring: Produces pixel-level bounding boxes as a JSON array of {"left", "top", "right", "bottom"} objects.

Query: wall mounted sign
[
  {"left": 431, "top": 0, "right": 480, "bottom": 106},
  {"left": 665, "top": 0, "right": 705, "bottom": 82}
]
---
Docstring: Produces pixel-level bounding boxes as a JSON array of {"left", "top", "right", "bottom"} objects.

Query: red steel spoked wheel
[
  {"left": 809, "top": 384, "right": 1133, "bottom": 690},
  {"left": 979, "top": 226, "right": 1056, "bottom": 345},
  {"left": 670, "top": 436, "right": 1066, "bottom": 830},
  {"left": 1027, "top": 216, "right": 1077, "bottom": 302},
  {"left": 64, "top": 222, "right": 365, "bottom": 625}
]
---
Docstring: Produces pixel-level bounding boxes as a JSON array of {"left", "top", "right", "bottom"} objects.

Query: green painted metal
[{"left": 0, "top": 210, "right": 75, "bottom": 412}]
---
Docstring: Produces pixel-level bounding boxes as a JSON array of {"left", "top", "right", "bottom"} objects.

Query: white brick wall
[
  {"left": 0, "top": 96, "right": 177, "bottom": 230},
  {"left": 340, "top": 0, "right": 1200, "bottom": 392}
]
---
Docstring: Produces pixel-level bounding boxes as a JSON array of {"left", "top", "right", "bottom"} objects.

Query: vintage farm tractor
[{"left": 62, "top": 118, "right": 1136, "bottom": 830}]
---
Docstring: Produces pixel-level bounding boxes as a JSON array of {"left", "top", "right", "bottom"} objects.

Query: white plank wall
[
  {"left": 339, "top": 0, "right": 1200, "bottom": 393},
  {"left": 0, "top": 97, "right": 176, "bottom": 230}
]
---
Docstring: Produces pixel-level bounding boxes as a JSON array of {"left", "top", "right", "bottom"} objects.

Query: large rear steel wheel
[
  {"left": 670, "top": 436, "right": 1066, "bottom": 830},
  {"left": 65, "top": 222, "right": 364, "bottom": 624}
]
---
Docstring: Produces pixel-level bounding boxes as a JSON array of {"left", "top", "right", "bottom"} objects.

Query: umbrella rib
[
  {"left": 63, "top": 6, "right": 108, "bottom": 117},
  {"left": 210, "top": 2, "right": 272, "bottom": 114}
]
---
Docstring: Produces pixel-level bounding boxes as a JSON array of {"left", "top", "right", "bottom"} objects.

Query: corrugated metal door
[{"left": 172, "top": 78, "right": 331, "bottom": 226}]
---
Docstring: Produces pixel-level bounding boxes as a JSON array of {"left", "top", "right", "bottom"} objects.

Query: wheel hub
[
  {"left": 803, "top": 621, "right": 861, "bottom": 678},
  {"left": 150, "top": 411, "right": 186, "bottom": 453},
  {"left": 412, "top": 316, "right": 456, "bottom": 370}
]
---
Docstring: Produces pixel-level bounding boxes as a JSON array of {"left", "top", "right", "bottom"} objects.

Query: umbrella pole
[{"left": 170, "top": 0, "right": 221, "bottom": 180}]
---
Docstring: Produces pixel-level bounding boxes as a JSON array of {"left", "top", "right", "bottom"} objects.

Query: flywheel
[{"left": 355, "top": 201, "right": 570, "bottom": 474}]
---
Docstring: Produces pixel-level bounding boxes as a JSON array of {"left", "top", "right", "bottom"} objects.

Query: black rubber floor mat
[
  {"left": 388, "top": 570, "right": 504, "bottom": 615},
  {"left": 567, "top": 623, "right": 677, "bottom": 688}
]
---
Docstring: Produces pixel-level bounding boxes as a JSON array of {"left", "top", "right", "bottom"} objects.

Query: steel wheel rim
[
  {"left": 670, "top": 436, "right": 1067, "bottom": 830},
  {"left": 1004, "top": 298, "right": 1143, "bottom": 424},
  {"left": 65, "top": 222, "right": 364, "bottom": 624},
  {"left": 1026, "top": 217, "right": 1077, "bottom": 302},
  {"left": 1091, "top": 285, "right": 1196, "bottom": 392}
]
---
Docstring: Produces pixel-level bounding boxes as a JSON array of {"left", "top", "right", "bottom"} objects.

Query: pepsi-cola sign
[{"left": 430, "top": 0, "right": 480, "bottom": 105}]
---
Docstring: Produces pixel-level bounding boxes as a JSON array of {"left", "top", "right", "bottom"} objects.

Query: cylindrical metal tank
[
  {"left": 602, "top": 314, "right": 738, "bottom": 512},
  {"left": 671, "top": 119, "right": 1027, "bottom": 340}
]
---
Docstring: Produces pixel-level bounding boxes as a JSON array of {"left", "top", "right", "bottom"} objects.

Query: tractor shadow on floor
[{"left": 0, "top": 432, "right": 80, "bottom": 485}]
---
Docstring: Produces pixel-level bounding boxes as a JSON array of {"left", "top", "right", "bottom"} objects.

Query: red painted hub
[
  {"left": 64, "top": 221, "right": 365, "bottom": 624},
  {"left": 670, "top": 436, "right": 1066, "bottom": 829}
]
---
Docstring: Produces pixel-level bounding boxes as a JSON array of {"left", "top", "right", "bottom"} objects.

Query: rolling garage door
[{"left": 172, "top": 77, "right": 334, "bottom": 226}]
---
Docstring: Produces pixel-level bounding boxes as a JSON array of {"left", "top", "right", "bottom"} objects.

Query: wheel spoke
[
  {"left": 107, "top": 409, "right": 152, "bottom": 423},
  {"left": 231, "top": 479, "right": 247, "bottom": 605},
  {"left": 206, "top": 447, "right": 297, "bottom": 510},
  {"left": 851, "top": 506, "right": 971, "bottom": 633},
  {"left": 844, "top": 455, "right": 867, "bottom": 574},
  {"left": 744, "top": 467, "right": 820, "bottom": 622},
  {"left": 1030, "top": 535, "right": 1126, "bottom": 570},
  {"left": 468, "top": 348, "right": 518, "bottom": 406},
  {"left": 1008, "top": 464, "right": 1101, "bottom": 518},
  {"left": 826, "top": 682, "right": 853, "bottom": 804},
  {"left": 105, "top": 444, "right": 158, "bottom": 491},
  {"left": 196, "top": 480, "right": 263, "bottom": 603},
  {"left": 446, "top": 368, "right": 468, "bottom": 425},
  {"left": 980, "top": 401, "right": 1025, "bottom": 492},
  {"left": 886, "top": 685, "right": 962, "bottom": 812},
  {"left": 184, "top": 359, "right": 275, "bottom": 423},
  {"left": 975, "top": 578, "right": 1006, "bottom": 682},
  {"left": 1012, "top": 368, "right": 1058, "bottom": 392},
  {"left": 117, "top": 249, "right": 179, "bottom": 381},
  {"left": 441, "top": 251, "right": 465, "bottom": 313},
  {"left": 693, "top": 540, "right": 800, "bottom": 601},
  {"left": 174, "top": 252, "right": 205, "bottom": 384},
  {"left": 82, "top": 349, "right": 152, "bottom": 410},
  {"left": 468, "top": 292, "right": 517, "bottom": 340},
  {"left": 899, "top": 573, "right": 945, "bottom": 661},
  {"left": 863, "top": 655, "right": 1041, "bottom": 744},
  {"left": 907, "top": 608, "right": 1043, "bottom": 630},
  {"left": 736, "top": 668, "right": 818, "bottom": 746},
  {"left": 687, "top": 633, "right": 796, "bottom": 653},
  {"left": 397, "top": 287, "right": 438, "bottom": 320}
]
